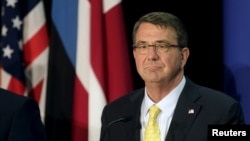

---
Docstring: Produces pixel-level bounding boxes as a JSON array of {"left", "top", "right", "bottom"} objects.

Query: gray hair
[{"left": 132, "top": 12, "right": 188, "bottom": 48}]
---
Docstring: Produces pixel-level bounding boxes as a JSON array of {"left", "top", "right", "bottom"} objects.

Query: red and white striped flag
[
  {"left": 74, "top": 0, "right": 133, "bottom": 140},
  {"left": 46, "top": 0, "right": 133, "bottom": 141},
  {"left": 0, "top": 0, "right": 49, "bottom": 122}
]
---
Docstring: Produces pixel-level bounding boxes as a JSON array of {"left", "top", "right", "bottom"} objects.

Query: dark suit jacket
[
  {"left": 100, "top": 77, "right": 245, "bottom": 141},
  {"left": 0, "top": 88, "right": 47, "bottom": 141}
]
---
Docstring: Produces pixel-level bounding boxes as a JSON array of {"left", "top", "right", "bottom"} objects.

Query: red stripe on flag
[
  {"left": 7, "top": 77, "right": 25, "bottom": 95},
  {"left": 91, "top": 0, "right": 106, "bottom": 94},
  {"left": 23, "top": 25, "right": 49, "bottom": 66},
  {"left": 72, "top": 76, "right": 89, "bottom": 141},
  {"left": 105, "top": 4, "right": 133, "bottom": 102}
]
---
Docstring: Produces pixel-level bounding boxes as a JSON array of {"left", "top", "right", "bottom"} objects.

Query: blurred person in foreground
[
  {"left": 100, "top": 12, "right": 245, "bottom": 141},
  {"left": 0, "top": 88, "right": 47, "bottom": 141}
]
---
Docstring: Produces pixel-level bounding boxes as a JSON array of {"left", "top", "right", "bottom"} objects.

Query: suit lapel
[
  {"left": 126, "top": 89, "right": 144, "bottom": 141},
  {"left": 166, "top": 78, "right": 202, "bottom": 141}
]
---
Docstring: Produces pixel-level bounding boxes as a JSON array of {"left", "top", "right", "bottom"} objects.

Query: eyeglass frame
[{"left": 132, "top": 41, "right": 182, "bottom": 54}]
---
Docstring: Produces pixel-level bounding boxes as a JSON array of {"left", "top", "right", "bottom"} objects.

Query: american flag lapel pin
[{"left": 188, "top": 109, "right": 195, "bottom": 114}]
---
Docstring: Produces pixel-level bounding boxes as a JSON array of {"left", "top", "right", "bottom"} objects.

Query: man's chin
[{"left": 144, "top": 78, "right": 161, "bottom": 83}]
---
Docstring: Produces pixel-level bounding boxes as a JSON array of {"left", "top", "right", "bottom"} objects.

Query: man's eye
[
  {"left": 157, "top": 44, "right": 166, "bottom": 48},
  {"left": 139, "top": 45, "right": 147, "bottom": 48}
]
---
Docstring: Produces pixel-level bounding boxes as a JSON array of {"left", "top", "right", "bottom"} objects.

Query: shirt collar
[{"left": 142, "top": 76, "right": 186, "bottom": 116}]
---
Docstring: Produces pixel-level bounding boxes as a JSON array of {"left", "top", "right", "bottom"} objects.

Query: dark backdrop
[
  {"left": 122, "top": 0, "right": 223, "bottom": 91},
  {"left": 44, "top": 0, "right": 223, "bottom": 91}
]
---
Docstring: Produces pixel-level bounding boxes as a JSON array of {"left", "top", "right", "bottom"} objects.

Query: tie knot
[{"left": 149, "top": 105, "right": 161, "bottom": 118}]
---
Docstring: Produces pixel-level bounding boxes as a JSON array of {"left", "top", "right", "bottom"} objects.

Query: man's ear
[{"left": 181, "top": 47, "right": 190, "bottom": 68}]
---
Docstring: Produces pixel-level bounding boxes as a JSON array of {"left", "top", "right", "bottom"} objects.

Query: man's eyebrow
[
  {"left": 155, "top": 40, "right": 171, "bottom": 43},
  {"left": 135, "top": 41, "right": 147, "bottom": 44},
  {"left": 136, "top": 40, "right": 170, "bottom": 44}
]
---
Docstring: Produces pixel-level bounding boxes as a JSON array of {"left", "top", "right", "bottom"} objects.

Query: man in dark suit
[
  {"left": 100, "top": 12, "right": 245, "bottom": 141},
  {"left": 0, "top": 88, "right": 47, "bottom": 141}
]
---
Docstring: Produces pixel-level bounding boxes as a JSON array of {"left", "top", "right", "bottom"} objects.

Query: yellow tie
[{"left": 144, "top": 105, "right": 161, "bottom": 141}]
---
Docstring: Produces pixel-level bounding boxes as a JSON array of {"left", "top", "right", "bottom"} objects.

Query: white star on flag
[
  {"left": 2, "top": 25, "right": 8, "bottom": 36},
  {"left": 3, "top": 45, "right": 14, "bottom": 59},
  {"left": 12, "top": 16, "right": 22, "bottom": 30},
  {"left": 6, "top": 0, "right": 18, "bottom": 8}
]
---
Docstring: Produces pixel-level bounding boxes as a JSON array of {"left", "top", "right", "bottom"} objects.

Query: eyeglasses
[{"left": 133, "top": 42, "right": 180, "bottom": 54}]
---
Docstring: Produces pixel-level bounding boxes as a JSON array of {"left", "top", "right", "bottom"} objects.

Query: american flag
[{"left": 0, "top": 0, "right": 49, "bottom": 122}]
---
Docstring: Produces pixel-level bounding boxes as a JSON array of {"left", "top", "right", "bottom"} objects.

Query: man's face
[{"left": 133, "top": 22, "right": 189, "bottom": 84}]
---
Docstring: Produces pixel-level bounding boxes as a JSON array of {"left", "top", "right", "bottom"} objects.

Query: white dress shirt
[{"left": 140, "top": 76, "right": 186, "bottom": 141}]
